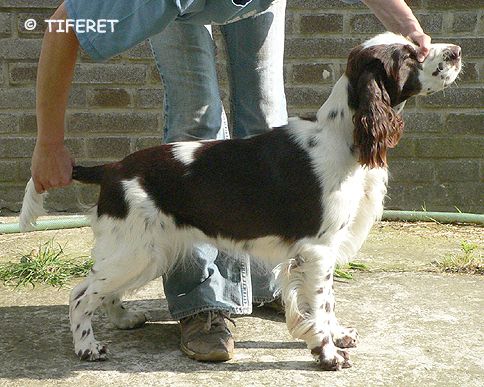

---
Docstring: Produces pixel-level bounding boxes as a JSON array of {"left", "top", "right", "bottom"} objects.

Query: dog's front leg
[{"left": 275, "top": 245, "right": 351, "bottom": 371}]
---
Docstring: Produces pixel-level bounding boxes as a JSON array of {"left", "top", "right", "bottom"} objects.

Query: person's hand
[
  {"left": 407, "top": 30, "right": 431, "bottom": 62},
  {"left": 31, "top": 142, "right": 75, "bottom": 193}
]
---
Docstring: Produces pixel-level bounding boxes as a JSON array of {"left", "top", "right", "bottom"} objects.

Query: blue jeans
[{"left": 149, "top": 0, "right": 288, "bottom": 319}]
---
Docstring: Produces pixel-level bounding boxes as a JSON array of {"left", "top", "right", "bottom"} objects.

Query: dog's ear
[{"left": 352, "top": 69, "right": 404, "bottom": 168}]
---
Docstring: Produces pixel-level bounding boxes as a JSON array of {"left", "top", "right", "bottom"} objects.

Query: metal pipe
[
  {"left": 382, "top": 210, "right": 483, "bottom": 225},
  {"left": 0, "top": 215, "right": 89, "bottom": 234}
]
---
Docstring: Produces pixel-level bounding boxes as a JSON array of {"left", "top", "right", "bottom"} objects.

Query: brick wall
[{"left": 0, "top": 0, "right": 482, "bottom": 214}]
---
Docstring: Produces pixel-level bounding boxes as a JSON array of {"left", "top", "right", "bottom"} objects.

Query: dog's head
[{"left": 346, "top": 32, "right": 462, "bottom": 168}]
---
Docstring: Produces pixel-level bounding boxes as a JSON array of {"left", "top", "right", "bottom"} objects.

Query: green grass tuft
[
  {"left": 334, "top": 261, "right": 369, "bottom": 280},
  {"left": 434, "top": 241, "right": 483, "bottom": 275},
  {"left": 0, "top": 240, "right": 93, "bottom": 288}
]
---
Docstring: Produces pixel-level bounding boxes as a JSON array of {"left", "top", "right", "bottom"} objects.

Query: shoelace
[{"left": 203, "top": 310, "right": 236, "bottom": 332}]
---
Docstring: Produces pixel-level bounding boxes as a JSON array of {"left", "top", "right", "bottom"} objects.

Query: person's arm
[
  {"left": 362, "top": 0, "right": 431, "bottom": 61},
  {"left": 32, "top": 1, "right": 78, "bottom": 193}
]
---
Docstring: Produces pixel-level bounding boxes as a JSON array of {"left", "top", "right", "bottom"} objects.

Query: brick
[
  {"left": 452, "top": 13, "right": 478, "bottom": 33},
  {"left": 402, "top": 112, "right": 442, "bottom": 133},
  {"left": 415, "top": 137, "right": 483, "bottom": 159},
  {"left": 0, "top": 62, "right": 4, "bottom": 85},
  {"left": 134, "top": 137, "right": 163, "bottom": 151},
  {"left": 0, "top": 113, "right": 18, "bottom": 133},
  {"left": 458, "top": 62, "right": 478, "bottom": 83},
  {"left": 0, "top": 13, "right": 11, "bottom": 37},
  {"left": 149, "top": 63, "right": 162, "bottom": 84},
  {"left": 78, "top": 184, "right": 100, "bottom": 206},
  {"left": 285, "top": 86, "right": 331, "bottom": 108},
  {"left": 0, "top": 137, "right": 35, "bottom": 158},
  {"left": 418, "top": 88, "right": 484, "bottom": 108},
  {"left": 287, "top": 0, "right": 364, "bottom": 9},
  {"left": 349, "top": 14, "right": 384, "bottom": 34},
  {"left": 43, "top": 185, "right": 81, "bottom": 212},
  {"left": 17, "top": 159, "right": 32, "bottom": 181},
  {"left": 73, "top": 64, "right": 147, "bottom": 85},
  {"left": 0, "top": 160, "right": 18, "bottom": 182},
  {"left": 417, "top": 13, "right": 443, "bottom": 34},
  {"left": 0, "top": 185, "right": 24, "bottom": 211},
  {"left": 285, "top": 12, "right": 295, "bottom": 35},
  {"left": 8, "top": 63, "right": 37, "bottom": 84},
  {"left": 0, "top": 39, "right": 42, "bottom": 59},
  {"left": 300, "top": 14, "right": 343, "bottom": 34},
  {"left": 434, "top": 160, "right": 480, "bottom": 182},
  {"left": 444, "top": 113, "right": 484, "bottom": 135},
  {"left": 85, "top": 137, "right": 130, "bottom": 159},
  {"left": 388, "top": 160, "right": 434, "bottom": 183},
  {"left": 0, "top": 88, "right": 35, "bottom": 108},
  {"left": 450, "top": 38, "right": 484, "bottom": 58},
  {"left": 67, "top": 87, "right": 87, "bottom": 108},
  {"left": 123, "top": 41, "right": 154, "bottom": 60},
  {"left": 291, "top": 63, "right": 335, "bottom": 84},
  {"left": 19, "top": 114, "right": 36, "bottom": 133},
  {"left": 88, "top": 88, "right": 131, "bottom": 108},
  {"left": 426, "top": 0, "right": 482, "bottom": 9},
  {"left": 388, "top": 138, "right": 416, "bottom": 159},
  {"left": 0, "top": 0, "right": 60, "bottom": 8},
  {"left": 67, "top": 112, "right": 160, "bottom": 134},
  {"left": 64, "top": 137, "right": 86, "bottom": 158},
  {"left": 387, "top": 182, "right": 482, "bottom": 213},
  {"left": 134, "top": 88, "right": 164, "bottom": 108},
  {"left": 286, "top": 37, "right": 360, "bottom": 59}
]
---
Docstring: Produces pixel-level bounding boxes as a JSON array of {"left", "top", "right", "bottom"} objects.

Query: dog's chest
[{"left": 316, "top": 165, "right": 366, "bottom": 242}]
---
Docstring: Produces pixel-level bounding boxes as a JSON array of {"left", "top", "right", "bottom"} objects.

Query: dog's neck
[{"left": 315, "top": 75, "right": 354, "bottom": 143}]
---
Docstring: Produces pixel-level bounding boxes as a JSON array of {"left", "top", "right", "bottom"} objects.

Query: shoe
[{"left": 179, "top": 310, "right": 235, "bottom": 362}]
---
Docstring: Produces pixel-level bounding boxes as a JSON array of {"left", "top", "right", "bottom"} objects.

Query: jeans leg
[
  {"left": 221, "top": 0, "right": 288, "bottom": 138},
  {"left": 149, "top": 23, "right": 229, "bottom": 142},
  {"left": 149, "top": 23, "right": 250, "bottom": 319},
  {"left": 221, "top": 0, "right": 288, "bottom": 303}
]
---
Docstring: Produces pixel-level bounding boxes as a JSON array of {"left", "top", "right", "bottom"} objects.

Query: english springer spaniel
[{"left": 20, "top": 32, "right": 462, "bottom": 370}]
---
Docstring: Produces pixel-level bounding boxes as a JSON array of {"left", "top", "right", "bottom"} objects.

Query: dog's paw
[
  {"left": 75, "top": 341, "right": 108, "bottom": 361},
  {"left": 311, "top": 341, "right": 352, "bottom": 371},
  {"left": 112, "top": 311, "right": 148, "bottom": 330},
  {"left": 332, "top": 327, "right": 358, "bottom": 348}
]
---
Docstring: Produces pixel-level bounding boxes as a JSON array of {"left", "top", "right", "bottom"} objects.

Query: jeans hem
[{"left": 170, "top": 304, "right": 253, "bottom": 320}]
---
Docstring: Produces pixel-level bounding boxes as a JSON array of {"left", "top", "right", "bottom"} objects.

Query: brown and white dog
[{"left": 20, "top": 32, "right": 461, "bottom": 370}]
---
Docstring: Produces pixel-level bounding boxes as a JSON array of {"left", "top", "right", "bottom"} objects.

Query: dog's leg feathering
[{"left": 274, "top": 245, "right": 351, "bottom": 371}]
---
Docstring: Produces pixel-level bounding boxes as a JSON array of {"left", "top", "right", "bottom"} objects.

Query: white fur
[
  {"left": 362, "top": 31, "right": 412, "bottom": 49},
  {"left": 172, "top": 142, "right": 202, "bottom": 165}
]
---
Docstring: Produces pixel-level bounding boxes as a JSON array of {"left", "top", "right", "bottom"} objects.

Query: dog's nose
[{"left": 445, "top": 45, "right": 461, "bottom": 61}]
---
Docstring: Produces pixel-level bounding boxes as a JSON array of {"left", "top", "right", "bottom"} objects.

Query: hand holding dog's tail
[
  {"left": 19, "top": 165, "right": 106, "bottom": 232},
  {"left": 19, "top": 178, "right": 47, "bottom": 232}
]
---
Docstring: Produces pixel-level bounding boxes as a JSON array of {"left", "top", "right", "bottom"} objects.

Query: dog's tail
[
  {"left": 72, "top": 165, "right": 106, "bottom": 185},
  {"left": 19, "top": 178, "right": 47, "bottom": 232},
  {"left": 19, "top": 165, "right": 106, "bottom": 232}
]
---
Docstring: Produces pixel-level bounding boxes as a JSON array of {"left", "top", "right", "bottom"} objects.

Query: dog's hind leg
[
  {"left": 102, "top": 295, "right": 147, "bottom": 330},
  {"left": 69, "top": 246, "right": 158, "bottom": 361},
  {"left": 275, "top": 244, "right": 351, "bottom": 371}
]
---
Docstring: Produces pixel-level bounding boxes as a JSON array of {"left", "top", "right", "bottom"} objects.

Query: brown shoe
[{"left": 179, "top": 310, "right": 235, "bottom": 362}]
